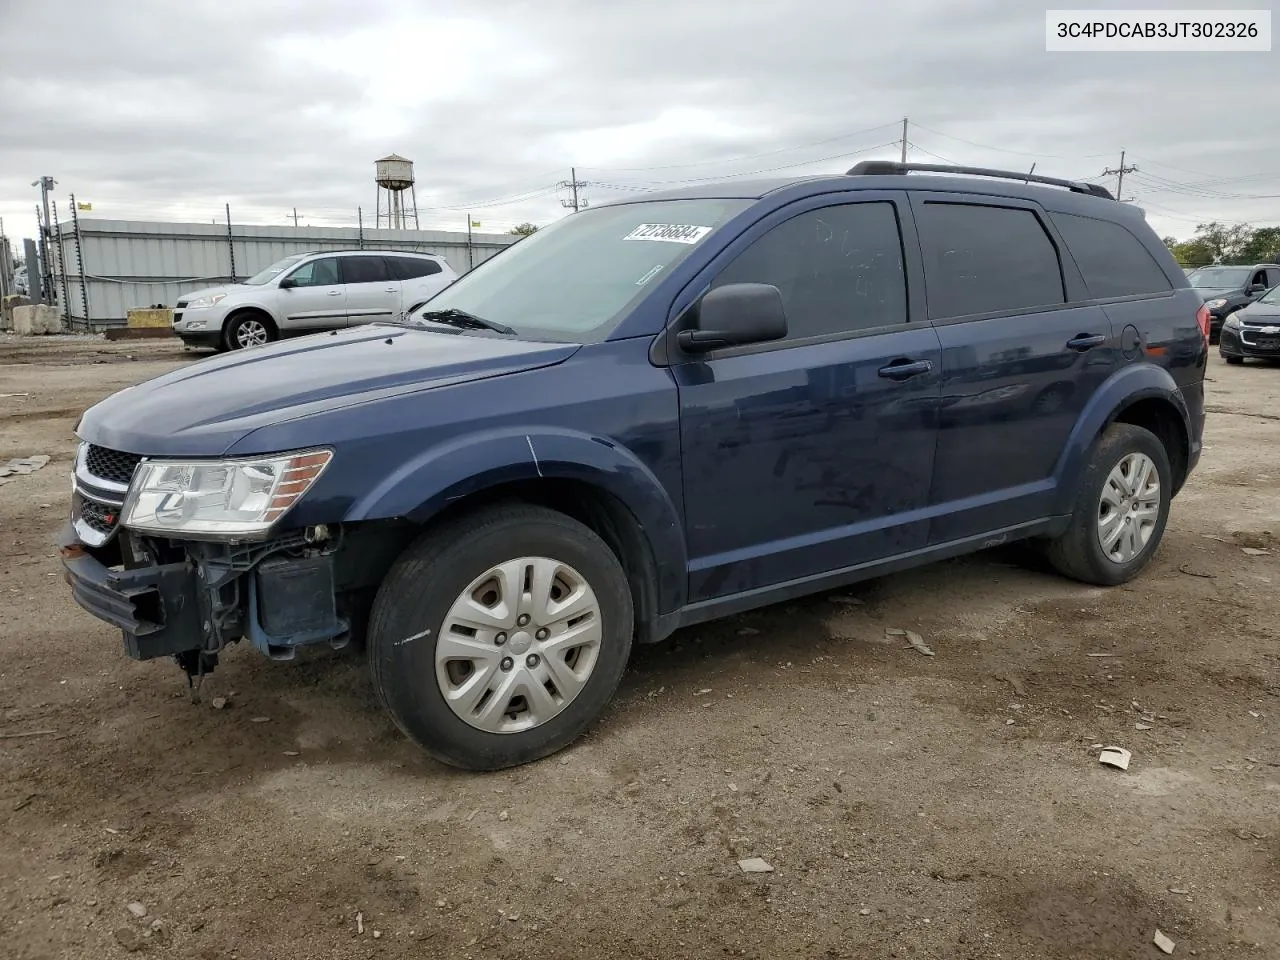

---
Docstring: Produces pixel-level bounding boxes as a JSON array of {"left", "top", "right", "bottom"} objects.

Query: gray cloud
[{"left": 2, "top": 0, "right": 1277, "bottom": 242}]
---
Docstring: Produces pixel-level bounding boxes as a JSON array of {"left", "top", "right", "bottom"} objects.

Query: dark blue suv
[{"left": 61, "top": 162, "right": 1208, "bottom": 770}]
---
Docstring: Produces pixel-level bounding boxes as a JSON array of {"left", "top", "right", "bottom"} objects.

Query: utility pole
[
  {"left": 466, "top": 214, "right": 474, "bottom": 271},
  {"left": 1101, "top": 150, "right": 1138, "bottom": 201},
  {"left": 31, "top": 176, "right": 56, "bottom": 304},
  {"left": 900, "top": 117, "right": 908, "bottom": 163},
  {"left": 559, "top": 168, "right": 589, "bottom": 212},
  {"left": 290, "top": 207, "right": 301, "bottom": 227}
]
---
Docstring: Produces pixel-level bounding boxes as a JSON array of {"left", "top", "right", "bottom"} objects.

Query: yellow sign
[
  {"left": 77, "top": 202, "right": 92, "bottom": 211},
  {"left": 471, "top": 220, "right": 481, "bottom": 228}
]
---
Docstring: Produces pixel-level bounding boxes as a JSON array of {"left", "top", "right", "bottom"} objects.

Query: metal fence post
[
  {"left": 358, "top": 207, "right": 365, "bottom": 249},
  {"left": 51, "top": 201, "right": 71, "bottom": 321},
  {"left": 225, "top": 203, "right": 236, "bottom": 281},
  {"left": 69, "top": 193, "right": 90, "bottom": 329}
]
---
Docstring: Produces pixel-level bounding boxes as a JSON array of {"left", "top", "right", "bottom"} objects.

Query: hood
[
  {"left": 1238, "top": 301, "right": 1280, "bottom": 320},
  {"left": 177, "top": 284, "right": 235, "bottom": 303},
  {"left": 77, "top": 325, "right": 580, "bottom": 456}
]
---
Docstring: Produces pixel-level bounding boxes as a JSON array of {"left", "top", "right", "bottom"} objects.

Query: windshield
[
  {"left": 1186, "top": 266, "right": 1251, "bottom": 289},
  {"left": 243, "top": 254, "right": 306, "bottom": 286},
  {"left": 1260, "top": 285, "right": 1280, "bottom": 305},
  {"left": 407, "top": 198, "right": 750, "bottom": 342}
]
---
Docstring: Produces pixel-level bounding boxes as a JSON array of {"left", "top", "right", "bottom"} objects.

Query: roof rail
[{"left": 846, "top": 160, "right": 1115, "bottom": 200}]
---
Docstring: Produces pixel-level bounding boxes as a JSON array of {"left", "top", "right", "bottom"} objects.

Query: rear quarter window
[{"left": 1050, "top": 212, "right": 1173, "bottom": 300}]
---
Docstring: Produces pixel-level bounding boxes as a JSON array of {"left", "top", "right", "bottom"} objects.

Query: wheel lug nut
[
  {"left": 500, "top": 656, "right": 514, "bottom": 671},
  {"left": 526, "top": 654, "right": 540, "bottom": 668},
  {"left": 495, "top": 632, "right": 507, "bottom": 646},
  {"left": 535, "top": 628, "right": 549, "bottom": 641},
  {"left": 517, "top": 614, "right": 530, "bottom": 627}
]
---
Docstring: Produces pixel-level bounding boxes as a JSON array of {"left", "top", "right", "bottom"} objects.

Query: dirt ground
[{"left": 1, "top": 332, "right": 1277, "bottom": 960}]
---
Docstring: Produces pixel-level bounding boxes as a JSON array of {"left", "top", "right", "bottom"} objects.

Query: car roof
[
  {"left": 596, "top": 166, "right": 1141, "bottom": 223},
  {"left": 299, "top": 249, "right": 441, "bottom": 258}
]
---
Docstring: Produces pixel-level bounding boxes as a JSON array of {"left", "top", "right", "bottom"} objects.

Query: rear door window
[
  {"left": 341, "top": 256, "right": 391, "bottom": 285},
  {"left": 916, "top": 202, "right": 1066, "bottom": 320},
  {"left": 1050, "top": 212, "right": 1173, "bottom": 299},
  {"left": 391, "top": 257, "right": 443, "bottom": 279}
]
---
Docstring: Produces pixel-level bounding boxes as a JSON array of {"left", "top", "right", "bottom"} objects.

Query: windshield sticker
[
  {"left": 624, "top": 223, "right": 713, "bottom": 244},
  {"left": 635, "top": 265, "right": 664, "bottom": 286}
]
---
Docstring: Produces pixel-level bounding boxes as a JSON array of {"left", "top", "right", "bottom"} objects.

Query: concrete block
[
  {"left": 12, "top": 304, "right": 64, "bottom": 335},
  {"left": 127, "top": 307, "right": 173, "bottom": 328},
  {"left": 1, "top": 294, "right": 30, "bottom": 331}
]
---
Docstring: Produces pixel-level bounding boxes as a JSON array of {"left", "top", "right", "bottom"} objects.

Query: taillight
[{"left": 1196, "top": 304, "right": 1210, "bottom": 345}]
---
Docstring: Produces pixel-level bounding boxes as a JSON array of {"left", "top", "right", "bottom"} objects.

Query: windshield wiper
[{"left": 415, "top": 308, "right": 517, "bottom": 336}]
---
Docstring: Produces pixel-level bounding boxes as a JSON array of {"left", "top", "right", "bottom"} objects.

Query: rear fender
[
  {"left": 345, "top": 427, "right": 688, "bottom": 613},
  {"left": 1051, "top": 363, "right": 1190, "bottom": 515}
]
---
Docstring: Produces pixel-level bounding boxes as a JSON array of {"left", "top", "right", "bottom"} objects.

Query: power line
[
  {"left": 582, "top": 121, "right": 902, "bottom": 172},
  {"left": 907, "top": 122, "right": 1115, "bottom": 161}
]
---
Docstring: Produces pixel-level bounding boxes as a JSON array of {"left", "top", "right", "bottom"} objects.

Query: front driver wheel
[
  {"left": 367, "top": 504, "right": 634, "bottom": 771},
  {"left": 223, "top": 312, "right": 275, "bottom": 350},
  {"left": 1044, "top": 423, "right": 1172, "bottom": 586}
]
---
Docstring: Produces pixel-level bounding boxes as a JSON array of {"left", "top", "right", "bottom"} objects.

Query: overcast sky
[{"left": 2, "top": 0, "right": 1278, "bottom": 248}]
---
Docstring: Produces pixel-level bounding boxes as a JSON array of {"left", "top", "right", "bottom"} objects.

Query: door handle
[
  {"left": 878, "top": 358, "right": 933, "bottom": 381},
  {"left": 327, "top": 290, "right": 342, "bottom": 296},
  {"left": 384, "top": 287, "right": 398, "bottom": 293},
  {"left": 1066, "top": 333, "right": 1105, "bottom": 351}
]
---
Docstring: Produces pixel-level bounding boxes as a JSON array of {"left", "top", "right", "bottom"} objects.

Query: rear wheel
[
  {"left": 223, "top": 312, "right": 276, "bottom": 350},
  {"left": 367, "top": 504, "right": 634, "bottom": 770},
  {"left": 1044, "top": 423, "right": 1171, "bottom": 586}
]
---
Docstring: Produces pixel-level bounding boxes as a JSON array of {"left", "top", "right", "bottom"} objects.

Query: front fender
[
  {"left": 345, "top": 427, "right": 688, "bottom": 612},
  {"left": 1051, "top": 363, "right": 1190, "bottom": 515}
]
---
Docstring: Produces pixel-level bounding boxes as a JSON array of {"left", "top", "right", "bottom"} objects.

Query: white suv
[{"left": 171, "top": 250, "right": 459, "bottom": 351}]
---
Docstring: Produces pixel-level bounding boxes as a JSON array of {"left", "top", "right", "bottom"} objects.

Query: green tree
[
  {"left": 1194, "top": 221, "right": 1255, "bottom": 264},
  {"left": 1169, "top": 238, "right": 1215, "bottom": 268},
  {"left": 509, "top": 222, "right": 539, "bottom": 237},
  {"left": 1238, "top": 226, "right": 1280, "bottom": 265}
]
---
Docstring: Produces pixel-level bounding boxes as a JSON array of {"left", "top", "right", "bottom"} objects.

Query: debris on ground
[
  {"left": 113, "top": 927, "right": 144, "bottom": 952},
  {"left": 886, "top": 628, "right": 935, "bottom": 657},
  {"left": 210, "top": 697, "right": 228, "bottom": 710},
  {"left": 694, "top": 689, "right": 713, "bottom": 696},
  {"left": 1098, "top": 747, "right": 1132, "bottom": 771},
  {"left": 126, "top": 902, "right": 147, "bottom": 918},
  {"left": 996, "top": 673, "right": 1028, "bottom": 696},
  {"left": 1135, "top": 723, "right": 1153, "bottom": 731},
  {"left": 498, "top": 810, "right": 509, "bottom": 821},
  {"left": 1241, "top": 547, "right": 1270, "bottom": 557},
  {"left": 1153, "top": 928, "right": 1176, "bottom": 954},
  {"left": 737, "top": 626, "right": 761, "bottom": 636},
  {"left": 737, "top": 857, "right": 774, "bottom": 873},
  {"left": 0, "top": 729, "right": 57, "bottom": 740},
  {"left": 249, "top": 716, "right": 270, "bottom": 723},
  {"left": 0, "top": 455, "right": 51, "bottom": 486},
  {"left": 1177, "top": 563, "right": 1215, "bottom": 578},
  {"left": 356, "top": 911, "right": 364, "bottom": 935}
]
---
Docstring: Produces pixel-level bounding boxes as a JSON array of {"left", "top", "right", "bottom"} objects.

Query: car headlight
[
  {"left": 1224, "top": 314, "right": 1244, "bottom": 330},
  {"left": 1204, "top": 298, "right": 1228, "bottom": 310},
  {"left": 120, "top": 449, "right": 332, "bottom": 539},
  {"left": 186, "top": 294, "right": 227, "bottom": 309}
]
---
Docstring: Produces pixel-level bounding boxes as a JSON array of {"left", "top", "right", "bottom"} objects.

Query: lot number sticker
[{"left": 624, "top": 223, "right": 712, "bottom": 244}]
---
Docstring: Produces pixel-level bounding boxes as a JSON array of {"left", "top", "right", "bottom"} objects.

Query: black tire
[
  {"left": 1044, "top": 423, "right": 1172, "bottom": 586},
  {"left": 1224, "top": 355, "right": 1244, "bottom": 365},
  {"left": 222, "top": 311, "right": 276, "bottom": 351},
  {"left": 367, "top": 503, "right": 634, "bottom": 771}
]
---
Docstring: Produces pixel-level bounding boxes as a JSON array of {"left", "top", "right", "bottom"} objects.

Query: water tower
[{"left": 375, "top": 153, "right": 420, "bottom": 230}]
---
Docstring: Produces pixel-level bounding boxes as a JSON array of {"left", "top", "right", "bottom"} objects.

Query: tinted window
[
  {"left": 287, "top": 257, "right": 341, "bottom": 287},
  {"left": 1051, "top": 212, "right": 1173, "bottom": 299},
  {"left": 1266, "top": 268, "right": 1280, "bottom": 289},
  {"left": 917, "top": 203, "right": 1065, "bottom": 319},
  {"left": 341, "top": 256, "right": 391, "bottom": 284},
  {"left": 391, "top": 256, "right": 443, "bottom": 279},
  {"left": 711, "top": 202, "right": 907, "bottom": 340}
]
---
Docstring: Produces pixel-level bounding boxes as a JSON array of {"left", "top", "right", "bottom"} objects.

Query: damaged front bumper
[{"left": 58, "top": 523, "right": 351, "bottom": 666}]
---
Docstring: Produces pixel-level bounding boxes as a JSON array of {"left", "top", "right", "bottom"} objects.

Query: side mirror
[
  {"left": 1248, "top": 283, "right": 1267, "bottom": 295},
  {"left": 677, "top": 283, "right": 787, "bottom": 353},
  {"left": 278, "top": 276, "right": 296, "bottom": 289}
]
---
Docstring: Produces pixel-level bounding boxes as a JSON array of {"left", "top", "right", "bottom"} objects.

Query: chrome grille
[
  {"left": 77, "top": 495, "right": 119, "bottom": 535},
  {"left": 85, "top": 444, "right": 143, "bottom": 486}
]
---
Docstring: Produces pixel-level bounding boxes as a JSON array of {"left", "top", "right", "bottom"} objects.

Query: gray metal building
[{"left": 51, "top": 218, "right": 517, "bottom": 330}]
